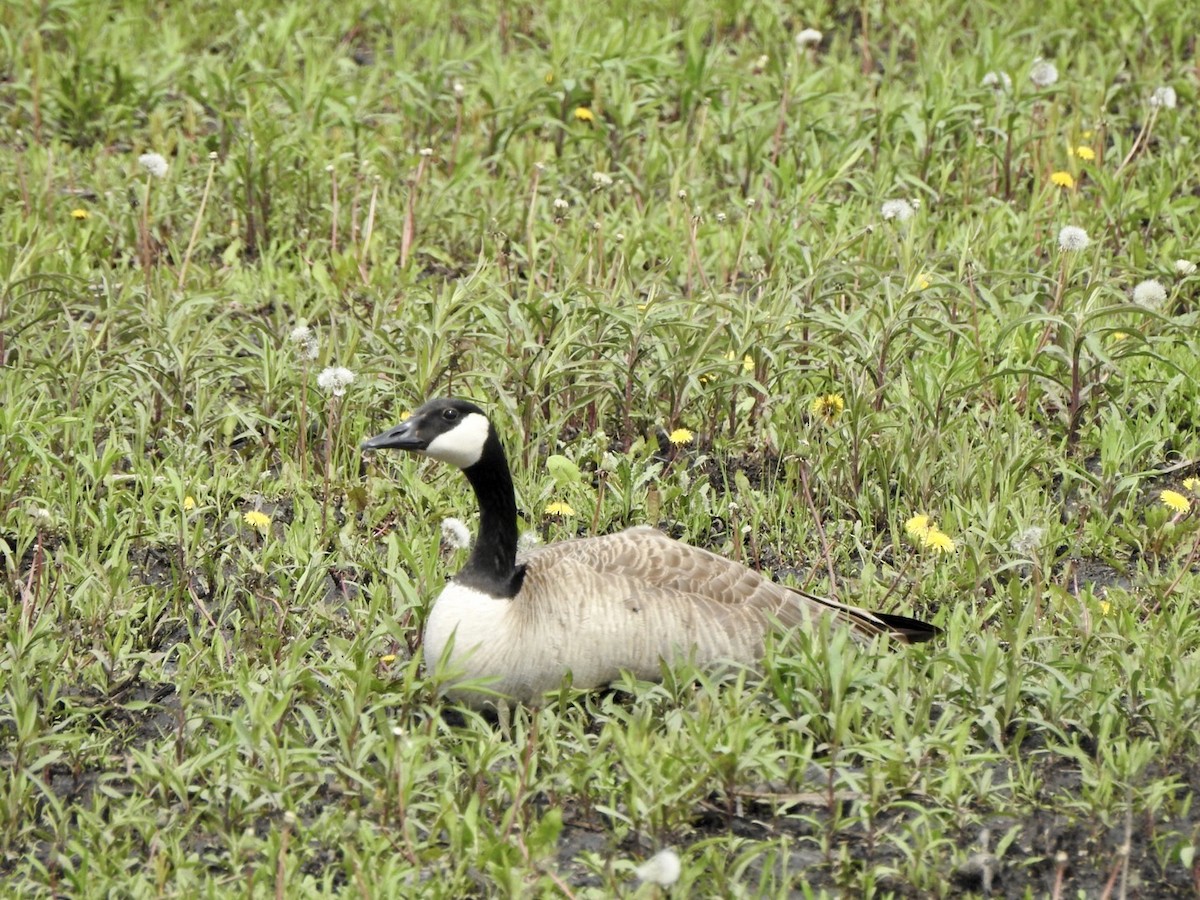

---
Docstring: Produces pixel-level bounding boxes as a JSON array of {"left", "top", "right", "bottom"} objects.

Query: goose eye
[{"left": 442, "top": 408, "right": 459, "bottom": 421}]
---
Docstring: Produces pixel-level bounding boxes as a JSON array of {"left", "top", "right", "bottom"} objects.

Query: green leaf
[{"left": 545, "top": 454, "right": 582, "bottom": 487}]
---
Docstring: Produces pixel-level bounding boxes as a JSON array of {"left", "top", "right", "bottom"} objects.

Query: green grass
[{"left": 3, "top": 0, "right": 1200, "bottom": 895}]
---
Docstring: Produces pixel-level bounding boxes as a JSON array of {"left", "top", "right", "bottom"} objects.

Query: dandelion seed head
[
  {"left": 518, "top": 531, "right": 541, "bottom": 550},
  {"left": 881, "top": 199, "right": 915, "bottom": 222},
  {"left": 289, "top": 325, "right": 319, "bottom": 360},
  {"left": 1010, "top": 526, "right": 1045, "bottom": 555},
  {"left": 1174, "top": 259, "right": 1196, "bottom": 276},
  {"left": 553, "top": 197, "right": 569, "bottom": 212},
  {"left": 591, "top": 171, "right": 614, "bottom": 188},
  {"left": 795, "top": 28, "right": 823, "bottom": 49},
  {"left": 138, "top": 152, "right": 169, "bottom": 178},
  {"left": 418, "top": 147, "right": 433, "bottom": 157},
  {"left": 635, "top": 848, "right": 682, "bottom": 887},
  {"left": 1057, "top": 225, "right": 1090, "bottom": 252},
  {"left": 1149, "top": 86, "right": 1177, "bottom": 109},
  {"left": 440, "top": 517, "right": 472, "bottom": 550},
  {"left": 716, "top": 212, "right": 727, "bottom": 224},
  {"left": 1132, "top": 279, "right": 1167, "bottom": 307},
  {"left": 317, "top": 366, "right": 356, "bottom": 396},
  {"left": 981, "top": 71, "right": 1012, "bottom": 92},
  {"left": 1029, "top": 60, "right": 1059, "bottom": 88},
  {"left": 452, "top": 82, "right": 465, "bottom": 98}
]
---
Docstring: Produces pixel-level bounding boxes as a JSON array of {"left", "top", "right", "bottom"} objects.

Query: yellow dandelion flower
[
  {"left": 1050, "top": 171, "right": 1075, "bottom": 189},
  {"left": 243, "top": 510, "right": 271, "bottom": 531},
  {"left": 380, "top": 654, "right": 397, "bottom": 665},
  {"left": 545, "top": 501, "right": 576, "bottom": 517},
  {"left": 183, "top": 496, "right": 196, "bottom": 512},
  {"left": 1160, "top": 490, "right": 1190, "bottom": 513},
  {"left": 923, "top": 528, "right": 956, "bottom": 553},
  {"left": 1184, "top": 477, "right": 1200, "bottom": 493},
  {"left": 573, "top": 106, "right": 595, "bottom": 123},
  {"left": 71, "top": 208, "right": 90, "bottom": 220},
  {"left": 668, "top": 428, "right": 694, "bottom": 446},
  {"left": 915, "top": 273, "right": 932, "bottom": 290},
  {"left": 1111, "top": 332, "right": 1129, "bottom": 342},
  {"left": 810, "top": 393, "right": 845, "bottom": 423},
  {"left": 544, "top": 70, "right": 555, "bottom": 85},
  {"left": 1098, "top": 600, "right": 1111, "bottom": 616},
  {"left": 1081, "top": 130, "right": 1094, "bottom": 140},
  {"left": 724, "top": 351, "right": 754, "bottom": 372},
  {"left": 1074, "top": 146, "right": 1095, "bottom": 161},
  {"left": 905, "top": 514, "right": 933, "bottom": 539}
]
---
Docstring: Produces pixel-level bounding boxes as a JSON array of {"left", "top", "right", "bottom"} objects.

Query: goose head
[{"left": 362, "top": 398, "right": 495, "bottom": 469}]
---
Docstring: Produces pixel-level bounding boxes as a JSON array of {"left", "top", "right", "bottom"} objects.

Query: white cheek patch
[{"left": 424, "top": 412, "right": 490, "bottom": 468}]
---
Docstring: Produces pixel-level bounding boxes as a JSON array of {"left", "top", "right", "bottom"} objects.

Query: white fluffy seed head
[
  {"left": 424, "top": 412, "right": 490, "bottom": 468},
  {"left": 1010, "top": 526, "right": 1045, "bottom": 555},
  {"left": 138, "top": 152, "right": 169, "bottom": 178},
  {"left": 982, "top": 71, "right": 1012, "bottom": 93},
  {"left": 635, "top": 848, "right": 682, "bottom": 887},
  {"left": 1132, "top": 279, "right": 1167, "bottom": 306},
  {"left": 1174, "top": 259, "right": 1196, "bottom": 276},
  {"left": 1057, "top": 225, "right": 1090, "bottom": 252},
  {"left": 1150, "top": 86, "right": 1177, "bottom": 109},
  {"left": 317, "top": 366, "right": 355, "bottom": 396},
  {"left": 795, "top": 28, "right": 823, "bottom": 49},
  {"left": 1029, "top": 60, "right": 1058, "bottom": 88},
  {"left": 440, "top": 517, "right": 472, "bottom": 550},
  {"left": 881, "top": 199, "right": 915, "bottom": 222}
]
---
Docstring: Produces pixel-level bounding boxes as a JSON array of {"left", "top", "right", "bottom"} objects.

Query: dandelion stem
[
  {"left": 1158, "top": 513, "right": 1200, "bottom": 607},
  {"left": 730, "top": 205, "right": 752, "bottom": 287},
  {"left": 139, "top": 175, "right": 154, "bottom": 281},
  {"left": 322, "top": 395, "right": 339, "bottom": 533},
  {"left": 298, "top": 362, "right": 310, "bottom": 479},
  {"left": 524, "top": 164, "right": 542, "bottom": 271},
  {"left": 401, "top": 154, "right": 429, "bottom": 270},
  {"left": 798, "top": 461, "right": 838, "bottom": 598},
  {"left": 1116, "top": 106, "right": 1158, "bottom": 175},
  {"left": 178, "top": 154, "right": 218, "bottom": 290},
  {"left": 329, "top": 166, "right": 339, "bottom": 254},
  {"left": 686, "top": 214, "right": 713, "bottom": 295},
  {"left": 358, "top": 177, "right": 379, "bottom": 284}
]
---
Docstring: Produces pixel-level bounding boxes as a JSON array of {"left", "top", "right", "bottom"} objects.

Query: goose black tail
[{"left": 874, "top": 611, "right": 940, "bottom": 643}]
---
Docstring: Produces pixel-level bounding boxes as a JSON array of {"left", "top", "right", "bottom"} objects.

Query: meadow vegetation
[{"left": 3, "top": 0, "right": 1200, "bottom": 895}]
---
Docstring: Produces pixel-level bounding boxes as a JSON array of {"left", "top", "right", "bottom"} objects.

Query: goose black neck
[{"left": 456, "top": 430, "right": 522, "bottom": 598}]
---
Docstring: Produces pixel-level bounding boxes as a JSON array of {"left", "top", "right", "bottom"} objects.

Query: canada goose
[{"left": 363, "top": 398, "right": 937, "bottom": 707}]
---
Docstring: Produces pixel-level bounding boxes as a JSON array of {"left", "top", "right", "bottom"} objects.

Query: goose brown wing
[{"left": 519, "top": 526, "right": 914, "bottom": 642}]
